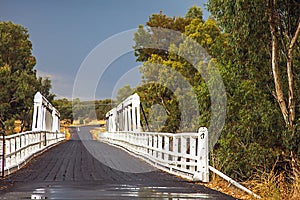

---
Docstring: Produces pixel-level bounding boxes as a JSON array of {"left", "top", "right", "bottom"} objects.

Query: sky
[{"left": 0, "top": 0, "right": 209, "bottom": 100}]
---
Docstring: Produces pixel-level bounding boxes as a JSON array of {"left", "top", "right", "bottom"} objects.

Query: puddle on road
[{"left": 1, "top": 184, "right": 219, "bottom": 199}]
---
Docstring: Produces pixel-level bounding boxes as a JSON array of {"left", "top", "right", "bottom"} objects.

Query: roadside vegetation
[{"left": 118, "top": 2, "right": 300, "bottom": 199}]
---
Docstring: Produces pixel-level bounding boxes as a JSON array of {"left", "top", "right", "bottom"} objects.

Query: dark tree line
[{"left": 52, "top": 98, "right": 115, "bottom": 125}]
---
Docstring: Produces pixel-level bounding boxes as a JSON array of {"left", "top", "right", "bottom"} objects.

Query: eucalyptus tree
[{"left": 0, "top": 21, "right": 54, "bottom": 133}]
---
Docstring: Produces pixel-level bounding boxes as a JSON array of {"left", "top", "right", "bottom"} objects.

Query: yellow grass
[
  {"left": 72, "top": 119, "right": 106, "bottom": 126},
  {"left": 203, "top": 177, "right": 253, "bottom": 199},
  {"left": 60, "top": 126, "right": 71, "bottom": 140},
  {"left": 244, "top": 159, "right": 300, "bottom": 200}
]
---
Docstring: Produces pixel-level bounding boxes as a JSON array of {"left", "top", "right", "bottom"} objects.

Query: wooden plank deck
[{"left": 0, "top": 126, "right": 235, "bottom": 199}]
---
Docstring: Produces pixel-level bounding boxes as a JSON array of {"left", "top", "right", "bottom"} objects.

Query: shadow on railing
[{"left": 0, "top": 131, "right": 65, "bottom": 177}]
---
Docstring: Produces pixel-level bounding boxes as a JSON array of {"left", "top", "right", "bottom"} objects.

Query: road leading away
[{"left": 0, "top": 126, "right": 236, "bottom": 199}]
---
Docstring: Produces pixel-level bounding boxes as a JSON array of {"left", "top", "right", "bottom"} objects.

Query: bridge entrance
[
  {"left": 0, "top": 92, "right": 237, "bottom": 199},
  {"left": 0, "top": 126, "right": 234, "bottom": 199}
]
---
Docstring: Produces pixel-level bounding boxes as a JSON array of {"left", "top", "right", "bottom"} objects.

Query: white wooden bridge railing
[
  {"left": 102, "top": 93, "right": 209, "bottom": 182},
  {"left": 101, "top": 93, "right": 261, "bottom": 198},
  {"left": 0, "top": 92, "right": 65, "bottom": 177},
  {"left": 0, "top": 131, "right": 65, "bottom": 176},
  {"left": 99, "top": 127, "right": 209, "bottom": 182}
]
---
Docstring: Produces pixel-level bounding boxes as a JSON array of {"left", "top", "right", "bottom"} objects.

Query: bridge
[{"left": 0, "top": 92, "right": 241, "bottom": 199}]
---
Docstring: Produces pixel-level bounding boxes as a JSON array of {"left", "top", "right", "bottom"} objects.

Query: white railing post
[{"left": 193, "top": 127, "right": 209, "bottom": 182}]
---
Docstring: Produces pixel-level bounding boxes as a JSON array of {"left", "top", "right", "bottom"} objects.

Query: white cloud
[{"left": 36, "top": 69, "right": 74, "bottom": 100}]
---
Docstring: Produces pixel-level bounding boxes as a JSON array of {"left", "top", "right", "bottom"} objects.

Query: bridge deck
[{"left": 0, "top": 126, "right": 234, "bottom": 199}]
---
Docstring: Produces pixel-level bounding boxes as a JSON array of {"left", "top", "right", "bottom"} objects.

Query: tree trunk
[
  {"left": 269, "top": 0, "right": 289, "bottom": 126},
  {"left": 287, "top": 17, "right": 300, "bottom": 127}
]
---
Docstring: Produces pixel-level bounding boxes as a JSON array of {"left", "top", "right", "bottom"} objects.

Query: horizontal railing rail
[
  {"left": 98, "top": 127, "right": 209, "bottom": 182},
  {"left": 0, "top": 131, "right": 65, "bottom": 177}
]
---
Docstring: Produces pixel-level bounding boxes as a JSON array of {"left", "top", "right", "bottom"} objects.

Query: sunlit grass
[{"left": 244, "top": 158, "right": 300, "bottom": 200}]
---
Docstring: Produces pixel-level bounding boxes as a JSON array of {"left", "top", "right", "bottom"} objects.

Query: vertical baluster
[
  {"left": 173, "top": 136, "right": 178, "bottom": 169},
  {"left": 190, "top": 135, "right": 196, "bottom": 173},
  {"left": 149, "top": 134, "right": 153, "bottom": 157},
  {"left": 157, "top": 134, "right": 162, "bottom": 161},
  {"left": 14, "top": 137, "right": 18, "bottom": 167},
  {"left": 28, "top": 133, "right": 30, "bottom": 155},
  {"left": 153, "top": 134, "right": 158, "bottom": 158},
  {"left": 181, "top": 136, "right": 187, "bottom": 171},
  {"left": 164, "top": 136, "right": 169, "bottom": 163},
  {"left": 5, "top": 138, "right": 10, "bottom": 170},
  {"left": 128, "top": 106, "right": 132, "bottom": 132},
  {"left": 144, "top": 133, "right": 147, "bottom": 154},
  {"left": 20, "top": 135, "right": 23, "bottom": 163},
  {"left": 25, "top": 134, "right": 28, "bottom": 158}
]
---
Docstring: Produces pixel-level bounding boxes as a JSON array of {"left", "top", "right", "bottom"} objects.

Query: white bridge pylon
[
  {"left": 32, "top": 92, "right": 60, "bottom": 132},
  {"left": 106, "top": 93, "right": 141, "bottom": 132}
]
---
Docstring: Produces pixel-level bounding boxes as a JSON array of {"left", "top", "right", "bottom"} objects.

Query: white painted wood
[
  {"left": 1, "top": 92, "right": 63, "bottom": 176},
  {"left": 99, "top": 130, "right": 209, "bottom": 182},
  {"left": 103, "top": 93, "right": 210, "bottom": 182},
  {"left": 0, "top": 131, "right": 65, "bottom": 176},
  {"left": 32, "top": 92, "right": 60, "bottom": 132}
]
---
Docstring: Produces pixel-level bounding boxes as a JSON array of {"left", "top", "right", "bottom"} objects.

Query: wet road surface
[{"left": 0, "top": 126, "right": 236, "bottom": 199}]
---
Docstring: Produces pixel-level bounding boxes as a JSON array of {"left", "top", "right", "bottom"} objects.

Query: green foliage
[
  {"left": 185, "top": 5, "right": 203, "bottom": 21},
  {"left": 133, "top": 11, "right": 191, "bottom": 62},
  {"left": 133, "top": 7, "right": 226, "bottom": 134},
  {"left": 95, "top": 99, "right": 114, "bottom": 120},
  {"left": 130, "top": 3, "right": 300, "bottom": 181},
  {"left": 116, "top": 85, "right": 133, "bottom": 104},
  {"left": 79, "top": 118, "right": 84, "bottom": 125},
  {"left": 208, "top": 0, "right": 300, "bottom": 178},
  {"left": 0, "top": 21, "right": 54, "bottom": 134},
  {"left": 136, "top": 83, "right": 180, "bottom": 133},
  {"left": 37, "top": 77, "right": 55, "bottom": 102},
  {"left": 52, "top": 98, "right": 73, "bottom": 124},
  {"left": 56, "top": 98, "right": 114, "bottom": 123}
]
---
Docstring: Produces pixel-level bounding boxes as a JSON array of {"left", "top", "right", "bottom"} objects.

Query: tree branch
[
  {"left": 288, "top": 16, "right": 300, "bottom": 51},
  {"left": 286, "top": 16, "right": 300, "bottom": 126}
]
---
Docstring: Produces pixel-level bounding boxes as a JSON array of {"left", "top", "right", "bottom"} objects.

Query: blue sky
[{"left": 1, "top": 0, "right": 209, "bottom": 100}]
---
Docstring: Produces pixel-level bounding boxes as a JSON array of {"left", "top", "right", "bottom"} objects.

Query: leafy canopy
[{"left": 0, "top": 21, "right": 54, "bottom": 134}]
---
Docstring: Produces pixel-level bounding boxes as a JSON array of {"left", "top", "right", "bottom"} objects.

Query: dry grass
[
  {"left": 244, "top": 159, "right": 300, "bottom": 200},
  {"left": 203, "top": 177, "right": 253, "bottom": 199},
  {"left": 287, "top": 159, "right": 300, "bottom": 200},
  {"left": 203, "top": 158, "right": 300, "bottom": 200},
  {"left": 60, "top": 126, "right": 71, "bottom": 140},
  {"left": 90, "top": 127, "right": 106, "bottom": 140}
]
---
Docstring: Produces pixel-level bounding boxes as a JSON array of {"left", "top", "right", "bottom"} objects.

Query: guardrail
[
  {"left": 0, "top": 131, "right": 65, "bottom": 177},
  {"left": 98, "top": 127, "right": 209, "bottom": 182}
]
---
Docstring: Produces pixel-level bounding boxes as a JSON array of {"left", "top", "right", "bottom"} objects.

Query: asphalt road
[{"left": 0, "top": 126, "right": 236, "bottom": 199}]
